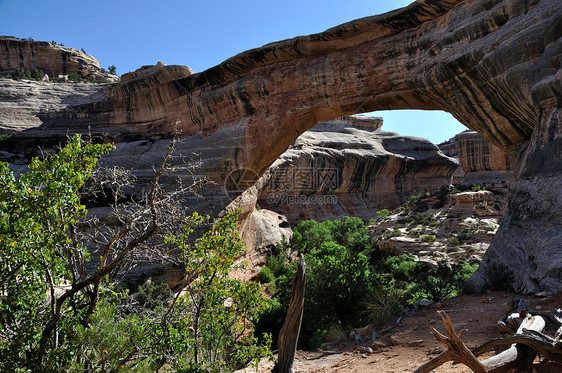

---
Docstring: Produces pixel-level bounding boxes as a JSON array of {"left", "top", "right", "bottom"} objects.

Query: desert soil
[{"left": 238, "top": 291, "right": 562, "bottom": 373}]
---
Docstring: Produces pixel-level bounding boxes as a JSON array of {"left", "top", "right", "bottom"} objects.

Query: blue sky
[{"left": 0, "top": 0, "right": 466, "bottom": 144}]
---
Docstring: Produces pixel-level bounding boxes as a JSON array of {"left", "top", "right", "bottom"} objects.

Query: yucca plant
[{"left": 364, "top": 287, "right": 409, "bottom": 330}]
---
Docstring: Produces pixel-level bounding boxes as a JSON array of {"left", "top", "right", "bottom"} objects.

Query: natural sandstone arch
[{"left": 3, "top": 0, "right": 561, "bottom": 292}]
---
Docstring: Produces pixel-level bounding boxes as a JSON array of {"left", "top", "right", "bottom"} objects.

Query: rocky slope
[
  {"left": 0, "top": 0, "right": 560, "bottom": 292},
  {"left": 256, "top": 115, "right": 458, "bottom": 224},
  {"left": 370, "top": 189, "right": 507, "bottom": 268}
]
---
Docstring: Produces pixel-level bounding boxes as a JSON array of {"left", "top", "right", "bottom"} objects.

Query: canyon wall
[
  {"left": 256, "top": 115, "right": 458, "bottom": 224},
  {"left": 439, "top": 130, "right": 516, "bottom": 186},
  {"left": 455, "top": 130, "right": 515, "bottom": 186},
  {"left": 0, "top": 0, "right": 561, "bottom": 292}
]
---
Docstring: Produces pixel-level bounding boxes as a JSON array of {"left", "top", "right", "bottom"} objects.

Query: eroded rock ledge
[{"left": 0, "top": 36, "right": 117, "bottom": 81}]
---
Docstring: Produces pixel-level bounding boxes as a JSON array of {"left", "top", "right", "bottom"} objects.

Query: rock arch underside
[{"left": 1, "top": 0, "right": 561, "bottom": 293}]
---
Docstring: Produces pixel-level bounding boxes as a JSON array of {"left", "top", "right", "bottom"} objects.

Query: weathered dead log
[
  {"left": 414, "top": 311, "right": 551, "bottom": 373},
  {"left": 472, "top": 330, "right": 562, "bottom": 365},
  {"left": 480, "top": 314, "right": 545, "bottom": 373},
  {"left": 273, "top": 254, "right": 306, "bottom": 373},
  {"left": 414, "top": 311, "right": 487, "bottom": 373}
]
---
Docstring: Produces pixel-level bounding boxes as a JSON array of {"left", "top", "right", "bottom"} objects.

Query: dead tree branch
[{"left": 273, "top": 254, "right": 306, "bottom": 373}]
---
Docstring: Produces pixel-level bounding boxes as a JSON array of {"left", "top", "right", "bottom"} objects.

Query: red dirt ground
[{"left": 238, "top": 291, "right": 562, "bottom": 372}]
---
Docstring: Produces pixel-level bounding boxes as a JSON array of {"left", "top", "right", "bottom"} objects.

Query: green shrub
[
  {"left": 257, "top": 220, "right": 380, "bottom": 349},
  {"left": 300, "top": 242, "right": 377, "bottom": 347},
  {"left": 413, "top": 261, "right": 478, "bottom": 302},
  {"left": 420, "top": 234, "right": 436, "bottom": 243},
  {"left": 259, "top": 266, "right": 276, "bottom": 284},
  {"left": 364, "top": 287, "right": 409, "bottom": 329},
  {"left": 375, "top": 209, "right": 390, "bottom": 221},
  {"left": 380, "top": 254, "right": 421, "bottom": 283},
  {"left": 0, "top": 139, "right": 271, "bottom": 371},
  {"left": 7, "top": 66, "right": 44, "bottom": 81},
  {"left": 291, "top": 220, "right": 334, "bottom": 253},
  {"left": 67, "top": 72, "right": 82, "bottom": 82},
  {"left": 447, "top": 236, "right": 461, "bottom": 247}
]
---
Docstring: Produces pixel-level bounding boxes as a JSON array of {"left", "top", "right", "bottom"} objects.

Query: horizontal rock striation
[
  {"left": 256, "top": 116, "right": 458, "bottom": 224},
  {"left": 0, "top": 0, "right": 561, "bottom": 292},
  {"left": 455, "top": 130, "right": 515, "bottom": 186},
  {"left": 456, "top": 131, "right": 516, "bottom": 173},
  {"left": 0, "top": 36, "right": 117, "bottom": 81}
]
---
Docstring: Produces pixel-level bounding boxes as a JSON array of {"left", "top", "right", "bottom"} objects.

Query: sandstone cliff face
[
  {"left": 439, "top": 130, "right": 515, "bottom": 186},
  {"left": 0, "top": 36, "right": 117, "bottom": 81},
  {"left": 0, "top": 0, "right": 561, "bottom": 292},
  {"left": 0, "top": 79, "right": 104, "bottom": 135},
  {"left": 455, "top": 130, "right": 515, "bottom": 186},
  {"left": 256, "top": 116, "right": 458, "bottom": 224},
  {"left": 437, "top": 137, "right": 465, "bottom": 184}
]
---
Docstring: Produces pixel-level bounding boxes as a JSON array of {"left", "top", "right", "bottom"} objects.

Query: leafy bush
[
  {"left": 413, "top": 261, "right": 478, "bottom": 302},
  {"left": 67, "top": 72, "right": 82, "bottom": 82},
  {"left": 0, "top": 137, "right": 271, "bottom": 372},
  {"left": 302, "top": 242, "right": 377, "bottom": 343},
  {"left": 374, "top": 208, "right": 390, "bottom": 221},
  {"left": 256, "top": 217, "right": 380, "bottom": 349},
  {"left": 259, "top": 210, "right": 481, "bottom": 348},
  {"left": 448, "top": 236, "right": 461, "bottom": 247},
  {"left": 380, "top": 254, "right": 420, "bottom": 283},
  {"left": 5, "top": 66, "right": 45, "bottom": 81},
  {"left": 164, "top": 210, "right": 273, "bottom": 372}
]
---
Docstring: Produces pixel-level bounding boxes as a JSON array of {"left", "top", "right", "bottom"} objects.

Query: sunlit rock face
[
  {"left": 256, "top": 116, "right": 458, "bottom": 224},
  {"left": 0, "top": 36, "right": 117, "bottom": 81},
  {"left": 0, "top": 0, "right": 561, "bottom": 292},
  {"left": 454, "top": 130, "right": 515, "bottom": 186}
]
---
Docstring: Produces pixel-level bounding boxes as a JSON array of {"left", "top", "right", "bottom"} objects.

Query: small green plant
[
  {"left": 67, "top": 72, "right": 82, "bottom": 82},
  {"left": 420, "top": 234, "right": 436, "bottom": 243},
  {"left": 409, "top": 191, "right": 430, "bottom": 204},
  {"left": 108, "top": 65, "right": 117, "bottom": 75},
  {"left": 375, "top": 209, "right": 390, "bottom": 221},
  {"left": 447, "top": 236, "right": 461, "bottom": 247},
  {"left": 364, "top": 287, "right": 409, "bottom": 329}
]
